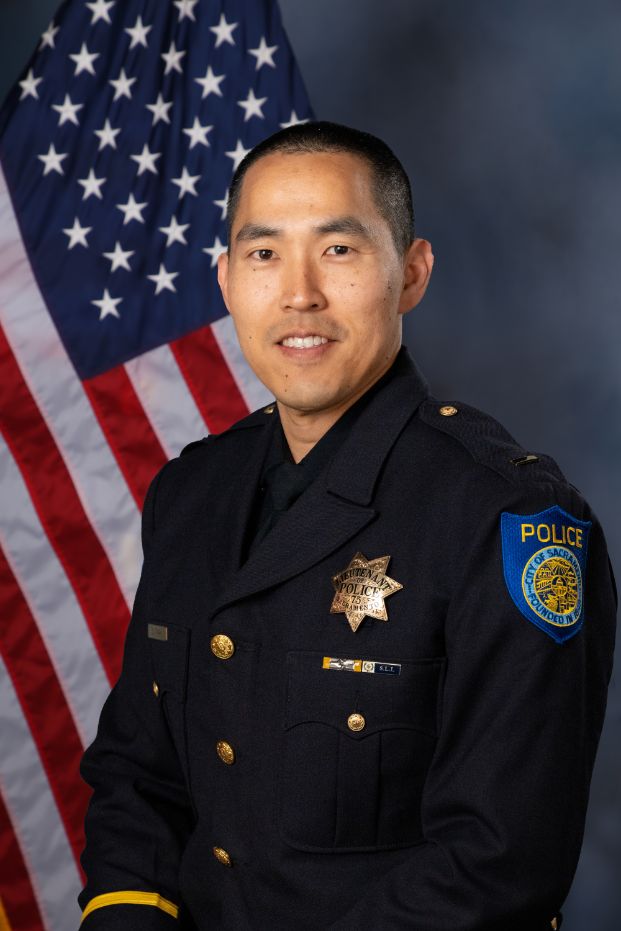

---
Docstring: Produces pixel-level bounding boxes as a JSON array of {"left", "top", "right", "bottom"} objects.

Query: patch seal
[{"left": 501, "top": 506, "right": 591, "bottom": 643}]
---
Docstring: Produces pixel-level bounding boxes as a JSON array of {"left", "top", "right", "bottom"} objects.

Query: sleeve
[
  {"left": 78, "top": 467, "right": 195, "bottom": 930},
  {"left": 329, "top": 482, "right": 617, "bottom": 931}
]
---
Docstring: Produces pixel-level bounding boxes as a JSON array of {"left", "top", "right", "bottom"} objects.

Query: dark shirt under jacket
[{"left": 79, "top": 347, "right": 616, "bottom": 931}]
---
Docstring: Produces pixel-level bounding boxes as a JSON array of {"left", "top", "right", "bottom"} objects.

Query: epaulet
[
  {"left": 180, "top": 436, "right": 212, "bottom": 457},
  {"left": 418, "top": 397, "right": 566, "bottom": 486},
  {"left": 180, "top": 402, "right": 276, "bottom": 455}
]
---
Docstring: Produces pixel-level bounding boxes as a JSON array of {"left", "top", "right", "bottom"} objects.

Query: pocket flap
[
  {"left": 148, "top": 622, "right": 190, "bottom": 701},
  {"left": 285, "top": 650, "right": 444, "bottom": 739}
]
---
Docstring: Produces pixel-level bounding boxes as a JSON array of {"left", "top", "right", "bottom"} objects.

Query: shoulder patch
[{"left": 501, "top": 506, "right": 591, "bottom": 643}]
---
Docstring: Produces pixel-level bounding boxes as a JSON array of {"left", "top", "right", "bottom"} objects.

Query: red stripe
[
  {"left": 83, "top": 365, "right": 167, "bottom": 510},
  {"left": 0, "top": 552, "right": 89, "bottom": 875},
  {"left": 171, "top": 324, "right": 249, "bottom": 432},
  {"left": 0, "top": 328, "right": 128, "bottom": 684},
  {"left": 0, "top": 790, "right": 45, "bottom": 931}
]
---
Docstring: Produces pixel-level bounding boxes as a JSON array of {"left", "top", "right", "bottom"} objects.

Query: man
[{"left": 79, "top": 122, "right": 616, "bottom": 930}]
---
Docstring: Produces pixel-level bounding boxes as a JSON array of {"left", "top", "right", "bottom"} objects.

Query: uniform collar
[{"left": 211, "top": 346, "right": 429, "bottom": 616}]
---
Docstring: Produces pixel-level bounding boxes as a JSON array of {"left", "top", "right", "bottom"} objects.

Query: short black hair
[{"left": 226, "top": 121, "right": 415, "bottom": 255}]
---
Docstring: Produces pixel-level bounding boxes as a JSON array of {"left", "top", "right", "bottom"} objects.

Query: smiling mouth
[{"left": 279, "top": 335, "right": 330, "bottom": 349}]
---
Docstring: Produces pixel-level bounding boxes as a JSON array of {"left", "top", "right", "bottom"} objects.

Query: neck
[{"left": 277, "top": 353, "right": 398, "bottom": 463}]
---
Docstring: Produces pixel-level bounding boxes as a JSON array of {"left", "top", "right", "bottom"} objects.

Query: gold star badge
[{"left": 330, "top": 552, "right": 403, "bottom": 632}]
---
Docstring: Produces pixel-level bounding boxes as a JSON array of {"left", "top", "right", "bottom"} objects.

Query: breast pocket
[
  {"left": 280, "top": 650, "right": 445, "bottom": 853},
  {"left": 148, "top": 622, "right": 191, "bottom": 781}
]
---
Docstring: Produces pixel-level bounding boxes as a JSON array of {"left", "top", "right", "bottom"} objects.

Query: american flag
[{"left": 0, "top": 1, "right": 311, "bottom": 927}]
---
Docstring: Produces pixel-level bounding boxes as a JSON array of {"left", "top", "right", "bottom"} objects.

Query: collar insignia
[{"left": 330, "top": 552, "right": 403, "bottom": 632}]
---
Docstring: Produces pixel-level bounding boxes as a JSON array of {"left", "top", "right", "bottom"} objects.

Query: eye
[
  {"left": 326, "top": 244, "right": 351, "bottom": 256},
  {"left": 251, "top": 248, "right": 275, "bottom": 261}
]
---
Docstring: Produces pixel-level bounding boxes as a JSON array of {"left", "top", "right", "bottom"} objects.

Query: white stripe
[
  {"left": 125, "top": 342, "right": 208, "bottom": 459},
  {"left": 0, "top": 655, "right": 82, "bottom": 931},
  {"left": 211, "top": 314, "right": 272, "bottom": 412},
  {"left": 0, "top": 164, "right": 142, "bottom": 608},
  {"left": 0, "top": 437, "right": 110, "bottom": 747}
]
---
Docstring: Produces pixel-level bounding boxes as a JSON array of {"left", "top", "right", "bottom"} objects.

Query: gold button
[
  {"left": 216, "top": 741, "right": 235, "bottom": 765},
  {"left": 439, "top": 405, "right": 458, "bottom": 417},
  {"left": 213, "top": 846, "right": 232, "bottom": 867},
  {"left": 551, "top": 920, "right": 558, "bottom": 930},
  {"left": 263, "top": 403, "right": 275, "bottom": 414},
  {"left": 211, "top": 634, "right": 234, "bottom": 660},
  {"left": 347, "top": 713, "right": 365, "bottom": 732},
  {"left": 152, "top": 681, "right": 159, "bottom": 697}
]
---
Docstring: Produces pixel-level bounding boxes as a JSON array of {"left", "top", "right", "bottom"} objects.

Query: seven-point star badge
[{"left": 331, "top": 552, "right": 403, "bottom": 632}]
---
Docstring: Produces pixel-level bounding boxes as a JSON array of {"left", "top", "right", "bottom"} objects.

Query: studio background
[{"left": 1, "top": 1, "right": 618, "bottom": 928}]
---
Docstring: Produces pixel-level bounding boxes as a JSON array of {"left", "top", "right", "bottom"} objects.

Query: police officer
[{"left": 79, "top": 122, "right": 616, "bottom": 930}]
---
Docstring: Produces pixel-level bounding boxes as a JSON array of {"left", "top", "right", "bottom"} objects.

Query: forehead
[{"left": 233, "top": 150, "right": 381, "bottom": 227}]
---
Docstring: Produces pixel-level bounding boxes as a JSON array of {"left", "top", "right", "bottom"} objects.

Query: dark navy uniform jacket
[{"left": 79, "top": 349, "right": 616, "bottom": 930}]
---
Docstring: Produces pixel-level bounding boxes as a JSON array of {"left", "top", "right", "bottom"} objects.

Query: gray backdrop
[{"left": 1, "top": 1, "right": 619, "bottom": 927}]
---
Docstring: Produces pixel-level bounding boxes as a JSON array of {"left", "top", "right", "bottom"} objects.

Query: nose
[{"left": 279, "top": 255, "right": 327, "bottom": 312}]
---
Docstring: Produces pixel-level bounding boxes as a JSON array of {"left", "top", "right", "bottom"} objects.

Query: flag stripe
[
  {"left": 0, "top": 550, "right": 89, "bottom": 870},
  {"left": 0, "top": 328, "right": 129, "bottom": 682},
  {"left": 124, "top": 342, "right": 210, "bottom": 459},
  {"left": 0, "top": 165, "right": 141, "bottom": 608},
  {"left": 171, "top": 324, "right": 250, "bottom": 433},
  {"left": 0, "top": 791, "right": 44, "bottom": 931},
  {"left": 0, "top": 435, "right": 109, "bottom": 745},
  {"left": 0, "top": 655, "right": 82, "bottom": 931},
  {"left": 83, "top": 365, "right": 168, "bottom": 509},
  {"left": 212, "top": 314, "right": 272, "bottom": 413}
]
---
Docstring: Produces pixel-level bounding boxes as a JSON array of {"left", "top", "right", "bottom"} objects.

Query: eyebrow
[{"left": 235, "top": 215, "right": 375, "bottom": 243}]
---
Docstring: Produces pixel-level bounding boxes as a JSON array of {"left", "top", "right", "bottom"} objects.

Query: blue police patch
[{"left": 501, "top": 506, "right": 591, "bottom": 643}]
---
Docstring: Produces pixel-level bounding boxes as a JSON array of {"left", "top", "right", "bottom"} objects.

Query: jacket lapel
[{"left": 211, "top": 349, "right": 429, "bottom": 617}]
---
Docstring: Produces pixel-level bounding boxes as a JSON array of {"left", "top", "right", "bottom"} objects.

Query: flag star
[
  {"left": 39, "top": 22, "right": 59, "bottom": 50},
  {"left": 280, "top": 110, "right": 309, "bottom": 129},
  {"left": 19, "top": 69, "right": 42, "bottom": 100},
  {"left": 78, "top": 169, "right": 106, "bottom": 200},
  {"left": 109, "top": 68, "right": 136, "bottom": 101},
  {"left": 62, "top": 218, "right": 92, "bottom": 249},
  {"left": 202, "top": 236, "right": 227, "bottom": 268},
  {"left": 159, "top": 215, "right": 189, "bottom": 247},
  {"left": 116, "top": 193, "right": 147, "bottom": 224},
  {"left": 86, "top": 1, "right": 115, "bottom": 25},
  {"left": 69, "top": 42, "right": 99, "bottom": 76},
  {"left": 125, "top": 14, "right": 152, "bottom": 49},
  {"left": 146, "top": 93, "right": 172, "bottom": 125},
  {"left": 174, "top": 0, "right": 199, "bottom": 21},
  {"left": 92, "top": 289, "right": 122, "bottom": 320},
  {"left": 103, "top": 241, "right": 134, "bottom": 271},
  {"left": 172, "top": 167, "right": 200, "bottom": 198},
  {"left": 209, "top": 13, "right": 238, "bottom": 47},
  {"left": 213, "top": 190, "right": 228, "bottom": 220},
  {"left": 161, "top": 40, "right": 186, "bottom": 75},
  {"left": 38, "top": 143, "right": 68, "bottom": 175},
  {"left": 194, "top": 66, "right": 225, "bottom": 99},
  {"left": 52, "top": 94, "right": 83, "bottom": 126},
  {"left": 237, "top": 88, "right": 267, "bottom": 121},
  {"left": 130, "top": 143, "right": 161, "bottom": 175},
  {"left": 225, "top": 139, "right": 251, "bottom": 171},
  {"left": 94, "top": 118, "right": 121, "bottom": 150},
  {"left": 248, "top": 36, "right": 278, "bottom": 69},
  {"left": 183, "top": 117, "right": 213, "bottom": 149},
  {"left": 147, "top": 263, "right": 179, "bottom": 294}
]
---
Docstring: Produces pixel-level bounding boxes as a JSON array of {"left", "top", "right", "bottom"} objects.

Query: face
[{"left": 218, "top": 150, "right": 433, "bottom": 419}]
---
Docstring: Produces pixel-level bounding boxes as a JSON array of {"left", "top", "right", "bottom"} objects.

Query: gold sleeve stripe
[
  {"left": 81, "top": 891, "right": 178, "bottom": 922},
  {"left": 0, "top": 895, "right": 13, "bottom": 931}
]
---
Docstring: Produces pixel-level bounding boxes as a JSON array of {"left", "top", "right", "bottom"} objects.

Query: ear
[
  {"left": 398, "top": 238, "right": 434, "bottom": 315},
  {"left": 217, "top": 251, "right": 230, "bottom": 309}
]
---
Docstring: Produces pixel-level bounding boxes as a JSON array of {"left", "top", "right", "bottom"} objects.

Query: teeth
[{"left": 282, "top": 336, "right": 328, "bottom": 348}]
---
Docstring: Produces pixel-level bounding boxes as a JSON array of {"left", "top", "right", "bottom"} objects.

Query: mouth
[{"left": 279, "top": 335, "right": 330, "bottom": 349}]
